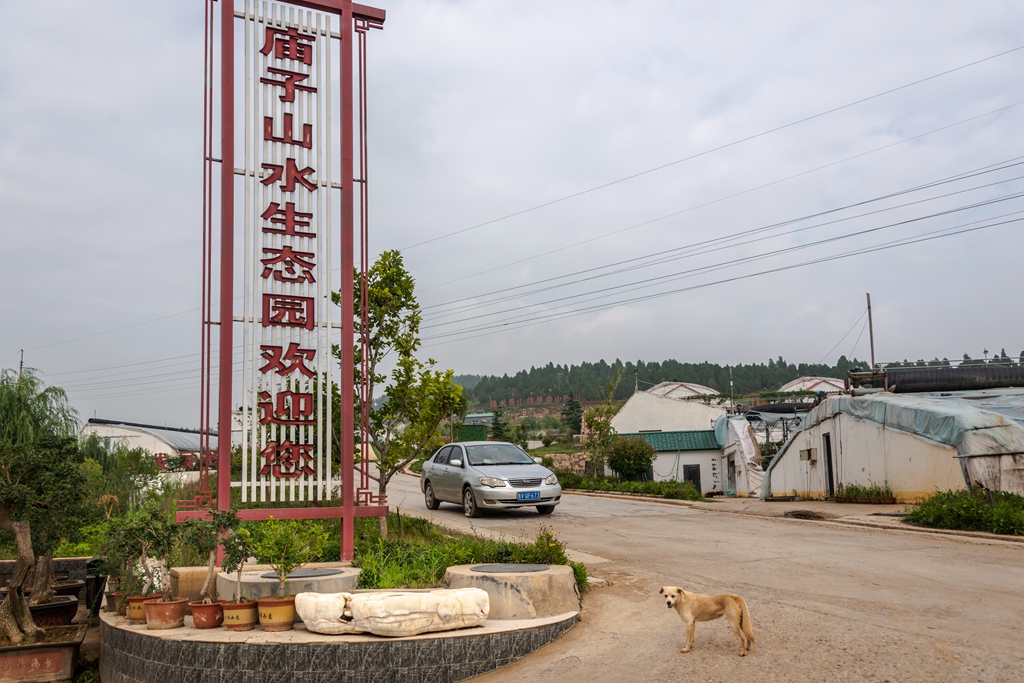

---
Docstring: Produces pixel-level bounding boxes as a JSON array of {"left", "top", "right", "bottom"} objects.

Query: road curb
[{"left": 561, "top": 489, "right": 1024, "bottom": 545}]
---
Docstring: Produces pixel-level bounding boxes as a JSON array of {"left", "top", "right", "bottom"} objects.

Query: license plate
[{"left": 517, "top": 491, "right": 541, "bottom": 501}]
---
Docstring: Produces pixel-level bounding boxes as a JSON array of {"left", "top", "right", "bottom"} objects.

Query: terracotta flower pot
[
  {"left": 222, "top": 600, "right": 259, "bottom": 631},
  {"left": 109, "top": 590, "right": 127, "bottom": 615},
  {"left": 126, "top": 593, "right": 162, "bottom": 624},
  {"left": 257, "top": 596, "right": 296, "bottom": 632},
  {"left": 144, "top": 597, "right": 188, "bottom": 630},
  {"left": 189, "top": 600, "right": 226, "bottom": 629}
]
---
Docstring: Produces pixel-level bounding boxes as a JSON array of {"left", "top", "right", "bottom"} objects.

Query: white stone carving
[{"left": 295, "top": 588, "right": 490, "bottom": 637}]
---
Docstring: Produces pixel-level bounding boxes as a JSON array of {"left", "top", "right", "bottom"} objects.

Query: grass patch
[
  {"left": 314, "top": 514, "right": 587, "bottom": 593},
  {"left": 834, "top": 482, "right": 893, "bottom": 500},
  {"left": 904, "top": 489, "right": 1024, "bottom": 535},
  {"left": 556, "top": 472, "right": 703, "bottom": 501}
]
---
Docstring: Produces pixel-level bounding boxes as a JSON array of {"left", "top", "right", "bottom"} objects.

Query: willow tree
[
  {"left": 0, "top": 368, "right": 82, "bottom": 643},
  {"left": 333, "top": 251, "right": 465, "bottom": 536}
]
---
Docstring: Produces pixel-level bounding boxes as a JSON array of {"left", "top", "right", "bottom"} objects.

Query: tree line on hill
[
  {"left": 456, "top": 347, "right": 1024, "bottom": 409},
  {"left": 455, "top": 356, "right": 868, "bottom": 408}
]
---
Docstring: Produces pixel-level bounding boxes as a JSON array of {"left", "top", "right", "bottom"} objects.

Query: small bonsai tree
[
  {"left": 183, "top": 509, "right": 239, "bottom": 603},
  {"left": 113, "top": 503, "right": 181, "bottom": 601},
  {"left": 608, "top": 436, "right": 656, "bottom": 481},
  {"left": 250, "top": 517, "right": 328, "bottom": 599},
  {"left": 221, "top": 521, "right": 256, "bottom": 603}
]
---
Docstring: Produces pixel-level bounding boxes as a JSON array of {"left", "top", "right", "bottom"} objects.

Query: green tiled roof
[{"left": 619, "top": 430, "right": 720, "bottom": 452}]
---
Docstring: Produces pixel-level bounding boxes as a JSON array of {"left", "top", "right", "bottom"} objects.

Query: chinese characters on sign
[{"left": 247, "top": 17, "right": 329, "bottom": 492}]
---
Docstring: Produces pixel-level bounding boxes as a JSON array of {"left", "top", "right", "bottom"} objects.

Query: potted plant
[
  {"left": 250, "top": 517, "right": 328, "bottom": 631},
  {"left": 0, "top": 431, "right": 88, "bottom": 649},
  {"left": 184, "top": 510, "right": 238, "bottom": 629},
  {"left": 108, "top": 508, "right": 163, "bottom": 624},
  {"left": 136, "top": 505, "right": 188, "bottom": 630},
  {"left": 220, "top": 521, "right": 258, "bottom": 631},
  {"left": 0, "top": 370, "right": 92, "bottom": 682}
]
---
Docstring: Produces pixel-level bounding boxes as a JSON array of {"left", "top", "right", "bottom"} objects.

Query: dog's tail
[{"left": 738, "top": 596, "right": 755, "bottom": 646}]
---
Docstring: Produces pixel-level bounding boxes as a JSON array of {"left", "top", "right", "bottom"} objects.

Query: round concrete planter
[
  {"left": 144, "top": 598, "right": 188, "bottom": 630},
  {"left": 126, "top": 593, "right": 162, "bottom": 624},
  {"left": 222, "top": 600, "right": 258, "bottom": 631},
  {"left": 256, "top": 596, "right": 296, "bottom": 631},
  {"left": 188, "top": 600, "right": 225, "bottom": 629},
  {"left": 445, "top": 564, "right": 579, "bottom": 619}
]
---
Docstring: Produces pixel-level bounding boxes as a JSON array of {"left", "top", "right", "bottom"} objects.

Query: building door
[
  {"left": 823, "top": 433, "right": 835, "bottom": 497},
  {"left": 683, "top": 465, "right": 702, "bottom": 494}
]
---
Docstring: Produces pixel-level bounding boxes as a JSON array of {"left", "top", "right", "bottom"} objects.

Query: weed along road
[{"left": 386, "top": 473, "right": 1024, "bottom": 682}]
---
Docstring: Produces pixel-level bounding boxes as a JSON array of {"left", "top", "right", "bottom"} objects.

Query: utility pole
[
  {"left": 866, "top": 293, "right": 876, "bottom": 369},
  {"left": 18, "top": 349, "right": 23, "bottom": 379},
  {"left": 729, "top": 367, "right": 734, "bottom": 411}
]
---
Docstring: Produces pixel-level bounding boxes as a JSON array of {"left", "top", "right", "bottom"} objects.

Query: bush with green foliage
[
  {"left": 904, "top": 489, "right": 1024, "bottom": 535},
  {"left": 338, "top": 514, "right": 587, "bottom": 593},
  {"left": 459, "top": 424, "right": 489, "bottom": 442},
  {"left": 607, "top": 436, "right": 656, "bottom": 481},
  {"left": 251, "top": 516, "right": 330, "bottom": 598},
  {"left": 556, "top": 471, "right": 702, "bottom": 501}
]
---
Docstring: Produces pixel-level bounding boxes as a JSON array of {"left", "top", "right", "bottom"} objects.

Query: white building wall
[
  {"left": 768, "top": 413, "right": 966, "bottom": 502},
  {"left": 651, "top": 450, "right": 721, "bottom": 494},
  {"left": 79, "top": 424, "right": 176, "bottom": 456},
  {"left": 611, "top": 392, "right": 725, "bottom": 433}
]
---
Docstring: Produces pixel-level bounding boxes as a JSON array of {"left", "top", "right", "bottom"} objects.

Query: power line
[
  {"left": 422, "top": 169, "right": 1024, "bottom": 323},
  {"left": 421, "top": 193, "right": 1024, "bottom": 330},
  {"left": 816, "top": 311, "right": 868, "bottom": 365},
  {"left": 421, "top": 216, "right": 1022, "bottom": 346},
  {"left": 401, "top": 45, "right": 1024, "bottom": 251},
  {"left": 418, "top": 103, "right": 1024, "bottom": 294}
]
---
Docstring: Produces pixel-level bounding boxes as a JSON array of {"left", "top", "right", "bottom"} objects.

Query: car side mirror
[
  {"left": 533, "top": 457, "right": 543, "bottom": 464},
  {"left": 449, "top": 458, "right": 462, "bottom": 468}
]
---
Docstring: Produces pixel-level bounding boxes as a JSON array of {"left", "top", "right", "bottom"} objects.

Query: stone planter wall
[{"left": 100, "top": 612, "right": 577, "bottom": 683}]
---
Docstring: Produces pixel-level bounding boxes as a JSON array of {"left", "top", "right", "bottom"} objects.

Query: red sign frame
[{"left": 177, "top": 0, "right": 387, "bottom": 562}]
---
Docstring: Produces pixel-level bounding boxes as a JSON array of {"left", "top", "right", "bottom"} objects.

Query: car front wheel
[
  {"left": 463, "top": 488, "right": 481, "bottom": 518},
  {"left": 537, "top": 505, "right": 555, "bottom": 515},
  {"left": 424, "top": 482, "right": 440, "bottom": 510}
]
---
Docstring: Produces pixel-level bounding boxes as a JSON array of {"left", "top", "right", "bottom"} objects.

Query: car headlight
[
  {"left": 478, "top": 476, "right": 507, "bottom": 488},
  {"left": 544, "top": 474, "right": 558, "bottom": 485}
]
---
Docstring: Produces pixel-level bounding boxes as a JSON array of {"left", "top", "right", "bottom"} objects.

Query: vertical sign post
[{"left": 178, "top": 0, "right": 388, "bottom": 562}]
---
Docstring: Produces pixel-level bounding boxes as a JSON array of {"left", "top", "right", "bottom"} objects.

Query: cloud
[{"left": 0, "top": 0, "right": 1022, "bottom": 426}]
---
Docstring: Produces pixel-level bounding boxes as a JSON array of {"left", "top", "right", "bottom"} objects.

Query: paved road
[{"left": 387, "top": 473, "right": 1024, "bottom": 682}]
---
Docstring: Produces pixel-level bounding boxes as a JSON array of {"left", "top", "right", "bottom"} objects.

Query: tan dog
[{"left": 659, "top": 586, "right": 755, "bottom": 656}]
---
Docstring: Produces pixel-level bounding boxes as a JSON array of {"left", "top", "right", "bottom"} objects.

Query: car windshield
[{"left": 465, "top": 444, "right": 535, "bottom": 466}]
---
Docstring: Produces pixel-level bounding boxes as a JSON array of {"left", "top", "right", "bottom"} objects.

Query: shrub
[
  {"left": 555, "top": 472, "right": 701, "bottom": 501},
  {"left": 350, "top": 517, "right": 586, "bottom": 592},
  {"left": 541, "top": 456, "right": 554, "bottom": 468},
  {"left": 904, "top": 489, "right": 1024, "bottom": 535},
  {"left": 542, "top": 437, "right": 553, "bottom": 447},
  {"left": 607, "top": 437, "right": 656, "bottom": 481}
]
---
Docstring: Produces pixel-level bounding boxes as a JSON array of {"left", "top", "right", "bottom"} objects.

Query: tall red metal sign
[{"left": 178, "top": 0, "right": 387, "bottom": 562}]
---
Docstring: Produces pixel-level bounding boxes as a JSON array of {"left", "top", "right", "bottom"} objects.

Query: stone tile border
[{"left": 99, "top": 610, "right": 577, "bottom": 682}]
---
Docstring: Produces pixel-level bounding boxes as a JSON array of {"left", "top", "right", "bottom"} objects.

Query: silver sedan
[{"left": 419, "top": 441, "right": 562, "bottom": 517}]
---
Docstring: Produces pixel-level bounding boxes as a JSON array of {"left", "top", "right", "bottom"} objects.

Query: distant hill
[{"left": 461, "top": 356, "right": 868, "bottom": 408}]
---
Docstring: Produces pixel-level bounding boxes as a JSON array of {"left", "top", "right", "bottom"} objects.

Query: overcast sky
[{"left": 1, "top": 0, "right": 1022, "bottom": 428}]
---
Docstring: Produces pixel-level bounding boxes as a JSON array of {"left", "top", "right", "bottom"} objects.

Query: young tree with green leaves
[
  {"left": 583, "top": 369, "right": 624, "bottom": 477},
  {"left": 333, "top": 250, "right": 465, "bottom": 537}
]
